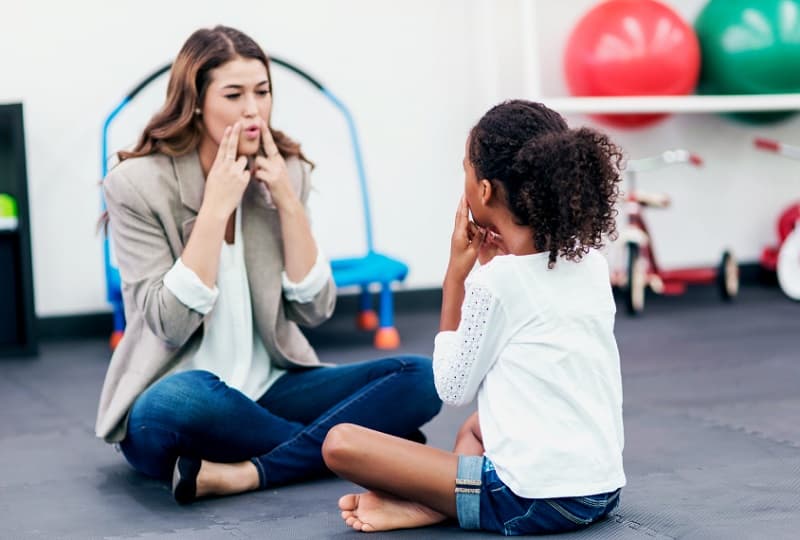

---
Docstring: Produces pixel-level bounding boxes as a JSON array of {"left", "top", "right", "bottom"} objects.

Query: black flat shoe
[
  {"left": 406, "top": 429, "right": 427, "bottom": 445},
  {"left": 172, "top": 456, "right": 202, "bottom": 505}
]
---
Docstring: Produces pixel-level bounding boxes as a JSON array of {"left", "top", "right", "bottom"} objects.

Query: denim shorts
[{"left": 455, "top": 456, "right": 621, "bottom": 536}]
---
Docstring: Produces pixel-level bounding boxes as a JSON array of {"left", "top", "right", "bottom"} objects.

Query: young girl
[{"left": 321, "top": 100, "right": 625, "bottom": 535}]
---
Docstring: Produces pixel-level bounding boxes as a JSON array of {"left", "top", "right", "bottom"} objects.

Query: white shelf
[{"left": 540, "top": 94, "right": 800, "bottom": 115}]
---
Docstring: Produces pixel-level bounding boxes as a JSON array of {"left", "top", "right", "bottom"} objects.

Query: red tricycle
[
  {"left": 613, "top": 149, "right": 739, "bottom": 315},
  {"left": 752, "top": 137, "right": 800, "bottom": 300}
]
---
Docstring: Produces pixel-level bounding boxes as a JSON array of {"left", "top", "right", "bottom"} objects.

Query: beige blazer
[{"left": 95, "top": 150, "right": 336, "bottom": 443}]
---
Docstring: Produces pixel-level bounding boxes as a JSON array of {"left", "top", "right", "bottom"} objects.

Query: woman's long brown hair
[{"left": 119, "top": 25, "right": 309, "bottom": 164}]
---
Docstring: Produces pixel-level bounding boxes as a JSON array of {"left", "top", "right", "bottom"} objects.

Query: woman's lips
[{"left": 244, "top": 126, "right": 260, "bottom": 140}]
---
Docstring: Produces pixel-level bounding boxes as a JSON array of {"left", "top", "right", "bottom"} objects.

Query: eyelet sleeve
[{"left": 433, "top": 283, "right": 506, "bottom": 406}]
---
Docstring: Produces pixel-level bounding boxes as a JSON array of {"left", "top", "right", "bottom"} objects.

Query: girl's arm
[
  {"left": 441, "top": 196, "right": 485, "bottom": 330},
  {"left": 440, "top": 274, "right": 466, "bottom": 331},
  {"left": 434, "top": 196, "right": 506, "bottom": 406},
  {"left": 433, "top": 280, "right": 507, "bottom": 406}
]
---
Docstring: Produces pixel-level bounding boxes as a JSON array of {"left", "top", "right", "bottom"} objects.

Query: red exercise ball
[{"left": 564, "top": 0, "right": 700, "bottom": 128}]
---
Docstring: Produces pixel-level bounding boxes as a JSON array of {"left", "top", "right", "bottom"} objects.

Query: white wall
[{"left": 2, "top": 0, "right": 798, "bottom": 317}]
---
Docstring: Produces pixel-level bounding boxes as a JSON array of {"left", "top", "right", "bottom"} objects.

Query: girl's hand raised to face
[
  {"left": 478, "top": 229, "right": 507, "bottom": 266},
  {"left": 252, "top": 119, "right": 297, "bottom": 210},
  {"left": 202, "top": 122, "right": 250, "bottom": 220},
  {"left": 446, "top": 196, "right": 486, "bottom": 283}
]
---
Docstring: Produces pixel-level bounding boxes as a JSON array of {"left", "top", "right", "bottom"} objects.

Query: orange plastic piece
[
  {"left": 356, "top": 310, "right": 379, "bottom": 331},
  {"left": 374, "top": 327, "right": 400, "bottom": 350},
  {"left": 109, "top": 330, "right": 124, "bottom": 351}
]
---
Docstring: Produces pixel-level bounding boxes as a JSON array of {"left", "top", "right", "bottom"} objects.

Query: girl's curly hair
[{"left": 468, "top": 100, "right": 623, "bottom": 268}]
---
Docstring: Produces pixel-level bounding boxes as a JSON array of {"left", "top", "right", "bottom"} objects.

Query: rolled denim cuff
[
  {"left": 455, "top": 455, "right": 483, "bottom": 530},
  {"left": 251, "top": 458, "right": 267, "bottom": 490}
]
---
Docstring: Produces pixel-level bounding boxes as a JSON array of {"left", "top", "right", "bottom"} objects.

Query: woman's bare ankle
[{"left": 196, "top": 460, "right": 260, "bottom": 497}]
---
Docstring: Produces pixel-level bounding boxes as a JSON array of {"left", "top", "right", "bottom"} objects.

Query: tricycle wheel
[
  {"left": 777, "top": 227, "right": 800, "bottom": 301},
  {"left": 718, "top": 250, "right": 739, "bottom": 301},
  {"left": 626, "top": 242, "right": 647, "bottom": 315}
]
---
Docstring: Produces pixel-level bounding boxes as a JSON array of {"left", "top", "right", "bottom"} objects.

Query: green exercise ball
[
  {"left": 0, "top": 193, "right": 17, "bottom": 218},
  {"left": 696, "top": 0, "right": 800, "bottom": 123}
]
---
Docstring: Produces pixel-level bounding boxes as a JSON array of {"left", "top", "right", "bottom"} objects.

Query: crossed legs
[
  {"left": 323, "top": 411, "right": 483, "bottom": 533},
  {"left": 121, "top": 357, "right": 441, "bottom": 503}
]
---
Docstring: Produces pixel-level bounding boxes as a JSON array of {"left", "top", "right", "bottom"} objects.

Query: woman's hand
[
  {"left": 201, "top": 122, "right": 250, "bottom": 219},
  {"left": 252, "top": 119, "right": 298, "bottom": 210},
  {"left": 446, "top": 196, "right": 485, "bottom": 284},
  {"left": 183, "top": 123, "right": 248, "bottom": 288},
  {"left": 251, "top": 119, "right": 317, "bottom": 283}
]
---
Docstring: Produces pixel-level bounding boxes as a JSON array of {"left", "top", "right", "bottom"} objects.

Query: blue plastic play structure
[{"left": 101, "top": 57, "right": 408, "bottom": 350}]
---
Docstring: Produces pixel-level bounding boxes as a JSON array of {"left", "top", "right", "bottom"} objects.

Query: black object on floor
[{"left": 172, "top": 456, "right": 202, "bottom": 505}]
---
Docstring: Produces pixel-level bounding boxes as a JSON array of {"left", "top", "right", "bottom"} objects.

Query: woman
[{"left": 96, "top": 25, "right": 441, "bottom": 504}]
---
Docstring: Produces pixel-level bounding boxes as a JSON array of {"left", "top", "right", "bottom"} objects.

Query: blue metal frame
[
  {"left": 322, "top": 88, "right": 375, "bottom": 251},
  {"left": 101, "top": 57, "right": 407, "bottom": 337},
  {"left": 101, "top": 97, "right": 130, "bottom": 335}
]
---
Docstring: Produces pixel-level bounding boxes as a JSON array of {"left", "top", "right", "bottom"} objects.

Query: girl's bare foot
[{"left": 338, "top": 491, "right": 447, "bottom": 533}]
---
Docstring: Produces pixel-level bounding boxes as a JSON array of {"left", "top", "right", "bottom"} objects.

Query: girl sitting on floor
[{"left": 322, "top": 100, "right": 626, "bottom": 536}]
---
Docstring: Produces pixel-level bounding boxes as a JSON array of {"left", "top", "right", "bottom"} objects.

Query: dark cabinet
[{"left": 0, "top": 103, "right": 36, "bottom": 356}]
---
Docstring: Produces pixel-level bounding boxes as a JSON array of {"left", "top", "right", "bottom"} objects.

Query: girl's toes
[{"left": 338, "top": 494, "right": 358, "bottom": 511}]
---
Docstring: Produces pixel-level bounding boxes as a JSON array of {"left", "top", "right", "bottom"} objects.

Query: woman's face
[{"left": 200, "top": 56, "right": 272, "bottom": 157}]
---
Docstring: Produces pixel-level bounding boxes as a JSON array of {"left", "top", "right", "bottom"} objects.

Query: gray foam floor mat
[{"left": 1, "top": 285, "right": 799, "bottom": 538}]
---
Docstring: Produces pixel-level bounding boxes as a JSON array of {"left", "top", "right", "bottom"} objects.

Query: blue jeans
[
  {"left": 456, "top": 457, "right": 621, "bottom": 536},
  {"left": 119, "top": 356, "right": 441, "bottom": 489}
]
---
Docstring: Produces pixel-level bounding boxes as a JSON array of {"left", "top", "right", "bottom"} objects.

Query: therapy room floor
[{"left": 1, "top": 284, "right": 800, "bottom": 539}]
